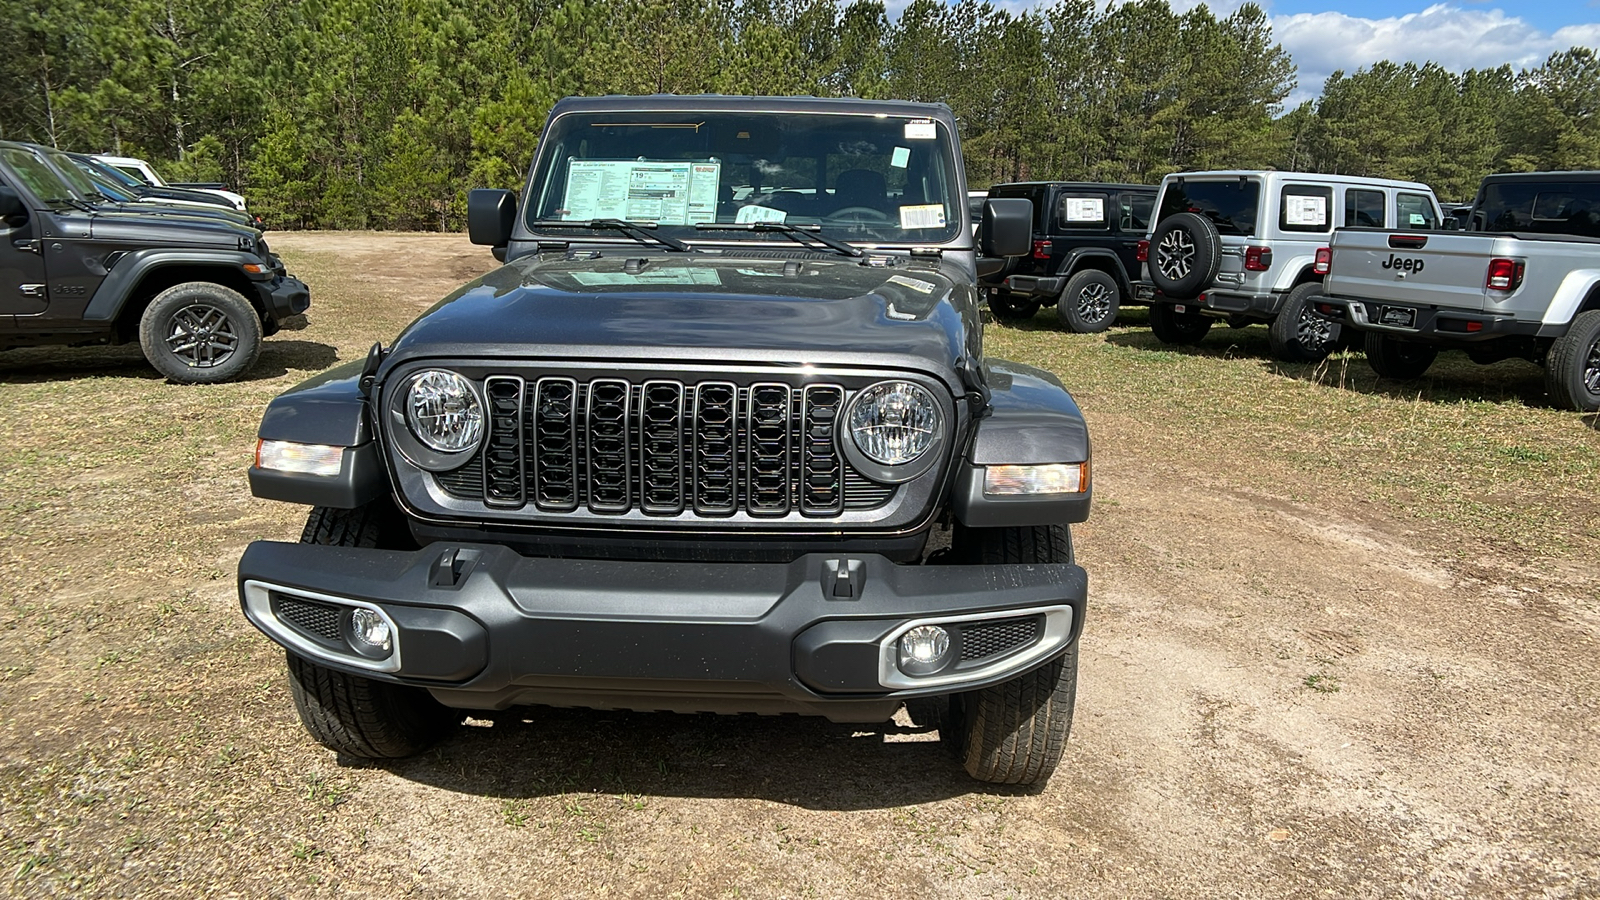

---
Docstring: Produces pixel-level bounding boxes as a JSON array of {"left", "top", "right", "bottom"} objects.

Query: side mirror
[
  {"left": 0, "top": 186, "right": 25, "bottom": 223},
  {"left": 980, "top": 198, "right": 1032, "bottom": 258},
  {"left": 467, "top": 189, "right": 517, "bottom": 249}
]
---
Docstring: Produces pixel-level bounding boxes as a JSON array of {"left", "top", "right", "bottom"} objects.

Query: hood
[
  {"left": 385, "top": 253, "right": 977, "bottom": 374},
  {"left": 77, "top": 206, "right": 258, "bottom": 249}
]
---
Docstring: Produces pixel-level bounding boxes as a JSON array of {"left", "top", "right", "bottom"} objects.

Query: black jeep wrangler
[
  {"left": 238, "top": 96, "right": 1093, "bottom": 785},
  {"left": 980, "top": 181, "right": 1155, "bottom": 332},
  {"left": 0, "top": 141, "right": 309, "bottom": 383}
]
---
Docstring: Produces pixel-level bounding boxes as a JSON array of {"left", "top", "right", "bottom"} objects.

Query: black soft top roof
[{"left": 550, "top": 94, "right": 956, "bottom": 125}]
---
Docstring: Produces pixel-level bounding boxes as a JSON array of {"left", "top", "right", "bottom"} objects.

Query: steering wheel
[{"left": 826, "top": 206, "right": 893, "bottom": 222}]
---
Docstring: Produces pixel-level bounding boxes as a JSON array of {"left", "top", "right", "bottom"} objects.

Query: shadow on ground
[
  {"left": 0, "top": 338, "right": 339, "bottom": 384},
  {"left": 364, "top": 705, "right": 1015, "bottom": 810}
]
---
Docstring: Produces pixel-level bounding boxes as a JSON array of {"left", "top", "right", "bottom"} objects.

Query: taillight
[
  {"left": 1136, "top": 240, "right": 1149, "bottom": 262},
  {"left": 1314, "top": 247, "right": 1331, "bottom": 275},
  {"left": 1486, "top": 258, "right": 1524, "bottom": 292},
  {"left": 1032, "top": 239, "right": 1052, "bottom": 260},
  {"left": 1244, "top": 246, "right": 1272, "bottom": 271}
]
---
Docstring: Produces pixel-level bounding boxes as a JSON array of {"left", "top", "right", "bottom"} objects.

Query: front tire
[
  {"left": 138, "top": 282, "right": 262, "bottom": 384},
  {"left": 287, "top": 503, "right": 455, "bottom": 759},
  {"left": 1365, "top": 332, "right": 1437, "bottom": 380},
  {"left": 1545, "top": 309, "right": 1600, "bottom": 412},
  {"left": 1057, "top": 269, "right": 1121, "bottom": 333},
  {"left": 1149, "top": 302, "right": 1214, "bottom": 345},
  {"left": 938, "top": 524, "right": 1080, "bottom": 786},
  {"left": 988, "top": 292, "right": 1040, "bottom": 323},
  {"left": 1268, "top": 282, "right": 1339, "bottom": 363}
]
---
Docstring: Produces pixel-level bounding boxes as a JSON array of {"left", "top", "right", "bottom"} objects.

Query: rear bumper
[
  {"left": 1137, "top": 282, "right": 1282, "bottom": 319},
  {"left": 1314, "top": 295, "right": 1543, "bottom": 342},
  {"left": 1001, "top": 274, "right": 1065, "bottom": 297},
  {"left": 238, "top": 541, "right": 1087, "bottom": 722},
  {"left": 255, "top": 275, "right": 311, "bottom": 323}
]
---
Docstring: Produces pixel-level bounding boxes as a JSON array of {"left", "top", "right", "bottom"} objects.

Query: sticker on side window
[
  {"left": 1284, "top": 195, "right": 1327, "bottom": 226},
  {"left": 899, "top": 204, "right": 946, "bottom": 229},
  {"left": 904, "top": 120, "right": 936, "bottom": 140},
  {"left": 1409, "top": 213, "right": 1426, "bottom": 225},
  {"left": 1065, "top": 198, "right": 1104, "bottom": 222}
]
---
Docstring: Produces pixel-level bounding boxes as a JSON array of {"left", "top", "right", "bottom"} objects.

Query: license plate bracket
[{"left": 1378, "top": 305, "right": 1417, "bottom": 328}]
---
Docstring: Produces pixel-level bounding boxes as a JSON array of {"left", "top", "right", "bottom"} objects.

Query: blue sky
[{"left": 910, "top": 1, "right": 1600, "bottom": 107}]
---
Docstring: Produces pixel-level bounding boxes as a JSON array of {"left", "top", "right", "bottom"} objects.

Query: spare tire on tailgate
[{"left": 1149, "top": 212, "right": 1222, "bottom": 300}]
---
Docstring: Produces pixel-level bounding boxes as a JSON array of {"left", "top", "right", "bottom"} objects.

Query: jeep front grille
[{"left": 432, "top": 376, "right": 898, "bottom": 519}]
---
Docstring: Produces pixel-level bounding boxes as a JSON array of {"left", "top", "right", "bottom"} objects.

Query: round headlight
[
  {"left": 847, "top": 381, "right": 941, "bottom": 466},
  {"left": 405, "top": 370, "right": 483, "bottom": 453}
]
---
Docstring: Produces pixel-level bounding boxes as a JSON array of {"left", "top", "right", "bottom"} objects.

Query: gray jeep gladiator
[
  {"left": 238, "top": 95, "right": 1093, "bottom": 785},
  {"left": 0, "top": 141, "right": 309, "bottom": 383}
]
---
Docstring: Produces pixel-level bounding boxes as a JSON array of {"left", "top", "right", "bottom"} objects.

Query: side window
[
  {"left": 1279, "top": 184, "right": 1333, "bottom": 233},
  {"left": 1057, "top": 192, "right": 1109, "bottom": 231},
  {"left": 1397, "top": 193, "right": 1438, "bottom": 230},
  {"left": 1120, "top": 193, "right": 1154, "bottom": 232},
  {"left": 1345, "top": 189, "right": 1386, "bottom": 228}
]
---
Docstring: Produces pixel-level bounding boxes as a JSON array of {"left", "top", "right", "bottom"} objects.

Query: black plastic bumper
[
  {"left": 1137, "top": 282, "right": 1281, "bottom": 319},
  {"left": 1314, "top": 294, "right": 1543, "bottom": 342},
  {"left": 256, "top": 274, "right": 311, "bottom": 323},
  {"left": 1002, "top": 274, "right": 1066, "bottom": 297},
  {"left": 238, "top": 540, "right": 1087, "bottom": 722}
]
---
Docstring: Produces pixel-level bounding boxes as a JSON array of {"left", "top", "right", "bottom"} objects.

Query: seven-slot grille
[{"left": 435, "top": 376, "right": 896, "bottom": 518}]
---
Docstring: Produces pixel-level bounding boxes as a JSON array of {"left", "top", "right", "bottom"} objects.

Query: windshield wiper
[
  {"left": 528, "top": 218, "right": 693, "bottom": 252},
  {"left": 693, "top": 221, "right": 864, "bottom": 258},
  {"left": 47, "top": 196, "right": 97, "bottom": 213}
]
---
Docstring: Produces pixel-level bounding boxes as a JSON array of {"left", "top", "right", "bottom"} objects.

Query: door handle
[
  {"left": 19, "top": 284, "right": 46, "bottom": 298},
  {"left": 13, "top": 238, "right": 41, "bottom": 254}
]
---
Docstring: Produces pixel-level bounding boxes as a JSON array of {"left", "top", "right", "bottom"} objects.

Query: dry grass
[{"left": 1, "top": 235, "right": 1596, "bottom": 898}]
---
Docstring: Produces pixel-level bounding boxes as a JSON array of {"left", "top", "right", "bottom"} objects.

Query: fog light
[
  {"left": 348, "top": 608, "right": 393, "bottom": 658},
  {"left": 256, "top": 439, "right": 344, "bottom": 477},
  {"left": 897, "top": 625, "right": 952, "bottom": 676},
  {"left": 983, "top": 462, "right": 1089, "bottom": 496}
]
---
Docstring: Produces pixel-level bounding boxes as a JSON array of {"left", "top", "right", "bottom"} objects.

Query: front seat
[{"left": 834, "top": 169, "right": 888, "bottom": 213}]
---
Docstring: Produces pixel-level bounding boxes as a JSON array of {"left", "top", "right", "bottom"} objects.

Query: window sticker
[
  {"left": 904, "top": 120, "right": 937, "bottom": 140},
  {"left": 890, "top": 146, "right": 911, "bottom": 168},
  {"left": 1409, "top": 213, "right": 1427, "bottom": 225},
  {"left": 736, "top": 204, "right": 787, "bottom": 224},
  {"left": 563, "top": 159, "right": 721, "bottom": 224},
  {"left": 1064, "top": 198, "right": 1104, "bottom": 222},
  {"left": 1284, "top": 194, "right": 1327, "bottom": 227},
  {"left": 899, "top": 204, "right": 946, "bottom": 229},
  {"left": 886, "top": 274, "right": 936, "bottom": 294}
]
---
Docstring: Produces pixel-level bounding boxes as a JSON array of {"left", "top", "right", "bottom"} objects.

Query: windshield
[
  {"left": 525, "top": 110, "right": 963, "bottom": 246},
  {"left": 1474, "top": 181, "right": 1600, "bottom": 238},
  {"left": 90, "top": 160, "right": 144, "bottom": 189},
  {"left": 70, "top": 159, "right": 137, "bottom": 202},
  {"left": 0, "top": 146, "right": 84, "bottom": 205},
  {"left": 40, "top": 149, "right": 107, "bottom": 200}
]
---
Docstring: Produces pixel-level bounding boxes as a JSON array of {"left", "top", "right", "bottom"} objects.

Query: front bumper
[
  {"left": 238, "top": 541, "right": 1087, "bottom": 723},
  {"left": 255, "top": 274, "right": 311, "bottom": 323},
  {"left": 1314, "top": 295, "right": 1543, "bottom": 342}
]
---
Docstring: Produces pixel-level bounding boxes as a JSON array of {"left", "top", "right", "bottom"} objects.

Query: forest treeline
[{"left": 2, "top": 0, "right": 1598, "bottom": 230}]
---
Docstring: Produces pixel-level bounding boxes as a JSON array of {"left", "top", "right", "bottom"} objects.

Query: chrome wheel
[
  {"left": 1076, "top": 282, "right": 1113, "bottom": 323},
  {"left": 164, "top": 303, "right": 241, "bottom": 369},
  {"left": 1156, "top": 229, "right": 1194, "bottom": 280}
]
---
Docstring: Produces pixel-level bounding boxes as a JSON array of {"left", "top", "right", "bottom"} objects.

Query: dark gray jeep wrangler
[{"left": 238, "top": 95, "right": 1093, "bottom": 785}]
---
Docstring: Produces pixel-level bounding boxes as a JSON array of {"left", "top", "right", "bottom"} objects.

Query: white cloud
[{"left": 1273, "top": 4, "right": 1600, "bottom": 107}]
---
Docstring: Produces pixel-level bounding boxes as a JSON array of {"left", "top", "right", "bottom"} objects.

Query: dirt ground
[{"left": 1, "top": 233, "right": 1596, "bottom": 898}]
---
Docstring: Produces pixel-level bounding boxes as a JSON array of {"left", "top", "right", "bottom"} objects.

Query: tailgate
[{"left": 1326, "top": 230, "right": 1505, "bottom": 313}]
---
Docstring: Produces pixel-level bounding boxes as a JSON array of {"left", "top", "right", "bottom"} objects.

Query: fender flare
[
  {"left": 953, "top": 359, "right": 1092, "bottom": 528},
  {"left": 1542, "top": 269, "right": 1600, "bottom": 327},
  {"left": 83, "top": 248, "right": 266, "bottom": 321},
  {"left": 249, "top": 361, "right": 388, "bottom": 508},
  {"left": 1058, "top": 247, "right": 1133, "bottom": 294},
  {"left": 1271, "top": 257, "right": 1320, "bottom": 293}
]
